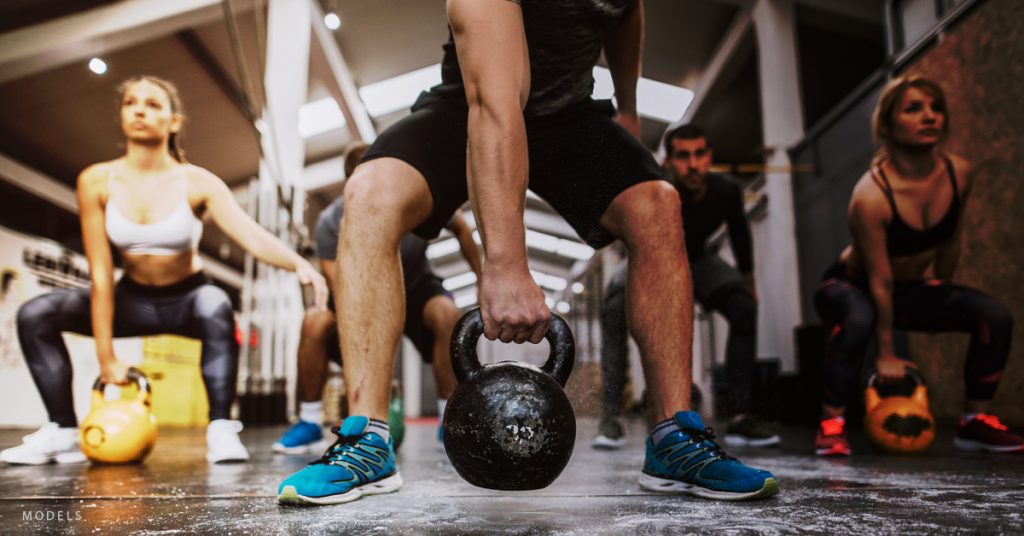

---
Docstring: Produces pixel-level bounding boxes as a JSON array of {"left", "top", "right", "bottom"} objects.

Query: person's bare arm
[
  {"left": 319, "top": 259, "right": 339, "bottom": 302},
  {"left": 603, "top": 0, "right": 643, "bottom": 138},
  {"left": 194, "top": 168, "right": 327, "bottom": 309},
  {"left": 78, "top": 166, "right": 129, "bottom": 384},
  {"left": 849, "top": 178, "right": 910, "bottom": 381},
  {"left": 447, "top": 211, "right": 483, "bottom": 280},
  {"left": 449, "top": 0, "right": 548, "bottom": 343}
]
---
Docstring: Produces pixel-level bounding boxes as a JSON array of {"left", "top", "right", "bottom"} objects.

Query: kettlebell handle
[
  {"left": 451, "top": 308, "right": 576, "bottom": 387},
  {"left": 91, "top": 367, "right": 152, "bottom": 406},
  {"left": 867, "top": 367, "right": 925, "bottom": 389}
]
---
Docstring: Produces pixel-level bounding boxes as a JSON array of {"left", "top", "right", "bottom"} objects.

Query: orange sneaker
[{"left": 815, "top": 416, "right": 851, "bottom": 457}]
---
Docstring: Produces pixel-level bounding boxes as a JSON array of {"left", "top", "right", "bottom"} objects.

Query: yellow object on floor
[{"left": 139, "top": 336, "right": 209, "bottom": 428}]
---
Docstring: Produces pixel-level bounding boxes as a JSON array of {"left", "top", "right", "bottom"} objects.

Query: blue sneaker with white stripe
[
  {"left": 640, "top": 410, "right": 778, "bottom": 500},
  {"left": 277, "top": 416, "right": 402, "bottom": 505},
  {"left": 272, "top": 420, "right": 326, "bottom": 454}
]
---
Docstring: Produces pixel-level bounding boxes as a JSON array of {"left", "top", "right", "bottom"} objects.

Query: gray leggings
[{"left": 16, "top": 272, "right": 238, "bottom": 427}]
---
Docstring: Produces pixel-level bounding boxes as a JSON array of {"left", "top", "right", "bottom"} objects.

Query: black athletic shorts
[
  {"left": 361, "top": 92, "right": 665, "bottom": 248},
  {"left": 326, "top": 274, "right": 452, "bottom": 365}
]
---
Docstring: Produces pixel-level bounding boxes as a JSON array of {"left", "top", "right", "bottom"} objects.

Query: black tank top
[
  {"left": 430, "top": 0, "right": 634, "bottom": 117},
  {"left": 874, "top": 156, "right": 960, "bottom": 257}
]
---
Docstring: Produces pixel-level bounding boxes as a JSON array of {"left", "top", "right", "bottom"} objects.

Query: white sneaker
[
  {"left": 0, "top": 423, "right": 88, "bottom": 465},
  {"left": 206, "top": 419, "right": 250, "bottom": 463}
]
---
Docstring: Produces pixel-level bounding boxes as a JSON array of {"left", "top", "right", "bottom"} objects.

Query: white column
[
  {"left": 260, "top": 0, "right": 311, "bottom": 417},
  {"left": 752, "top": 0, "right": 805, "bottom": 372}
]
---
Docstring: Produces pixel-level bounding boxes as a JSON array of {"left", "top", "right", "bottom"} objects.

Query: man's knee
[
  {"left": 603, "top": 182, "right": 683, "bottom": 250},
  {"left": 342, "top": 159, "right": 432, "bottom": 234},
  {"left": 616, "top": 181, "right": 681, "bottom": 227},
  {"left": 301, "top": 309, "right": 336, "bottom": 341},
  {"left": 423, "top": 295, "right": 459, "bottom": 336}
]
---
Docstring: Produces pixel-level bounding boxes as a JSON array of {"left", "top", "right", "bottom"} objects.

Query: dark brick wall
[{"left": 902, "top": 0, "right": 1024, "bottom": 422}]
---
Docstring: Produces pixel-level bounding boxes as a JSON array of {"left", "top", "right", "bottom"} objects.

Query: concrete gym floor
[{"left": 0, "top": 418, "right": 1022, "bottom": 535}]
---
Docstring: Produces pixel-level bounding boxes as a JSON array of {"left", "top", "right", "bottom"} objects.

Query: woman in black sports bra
[{"left": 812, "top": 75, "right": 1020, "bottom": 456}]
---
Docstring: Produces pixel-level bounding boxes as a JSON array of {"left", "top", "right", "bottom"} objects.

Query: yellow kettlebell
[
  {"left": 864, "top": 368, "right": 935, "bottom": 453},
  {"left": 80, "top": 367, "right": 157, "bottom": 464}
]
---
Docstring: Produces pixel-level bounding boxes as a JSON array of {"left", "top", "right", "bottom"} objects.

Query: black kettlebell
[{"left": 442, "top": 307, "right": 576, "bottom": 491}]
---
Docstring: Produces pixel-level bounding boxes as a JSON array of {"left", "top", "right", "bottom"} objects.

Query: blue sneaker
[
  {"left": 272, "top": 420, "right": 326, "bottom": 454},
  {"left": 640, "top": 411, "right": 778, "bottom": 500},
  {"left": 278, "top": 416, "right": 402, "bottom": 505}
]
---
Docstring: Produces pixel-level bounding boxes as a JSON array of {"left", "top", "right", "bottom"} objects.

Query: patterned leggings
[
  {"left": 814, "top": 263, "right": 1013, "bottom": 408},
  {"left": 17, "top": 273, "right": 238, "bottom": 427}
]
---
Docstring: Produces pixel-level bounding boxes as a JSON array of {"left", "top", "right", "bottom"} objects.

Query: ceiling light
[
  {"left": 555, "top": 301, "right": 571, "bottom": 314},
  {"left": 88, "top": 58, "right": 107, "bottom": 75},
  {"left": 324, "top": 12, "right": 341, "bottom": 30},
  {"left": 571, "top": 282, "right": 585, "bottom": 294}
]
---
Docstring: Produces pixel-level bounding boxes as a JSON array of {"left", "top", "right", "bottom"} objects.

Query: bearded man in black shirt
[{"left": 594, "top": 124, "right": 779, "bottom": 451}]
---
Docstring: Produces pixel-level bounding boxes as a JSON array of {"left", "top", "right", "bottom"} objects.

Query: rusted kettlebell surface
[{"left": 442, "top": 308, "right": 576, "bottom": 490}]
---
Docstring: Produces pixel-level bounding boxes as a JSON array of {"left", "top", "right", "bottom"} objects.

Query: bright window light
[
  {"left": 88, "top": 58, "right": 107, "bottom": 75},
  {"left": 591, "top": 66, "right": 693, "bottom": 123},
  {"left": 531, "top": 270, "right": 567, "bottom": 292},
  {"left": 454, "top": 291, "right": 477, "bottom": 308},
  {"left": 299, "top": 97, "right": 347, "bottom": 139},
  {"left": 426, "top": 238, "right": 459, "bottom": 259},
  {"left": 556, "top": 301, "right": 571, "bottom": 314},
  {"left": 348, "top": 63, "right": 690, "bottom": 125},
  {"left": 526, "top": 229, "right": 595, "bottom": 261},
  {"left": 359, "top": 64, "right": 442, "bottom": 117},
  {"left": 443, "top": 271, "right": 477, "bottom": 291},
  {"left": 324, "top": 12, "right": 341, "bottom": 30},
  {"left": 525, "top": 230, "right": 559, "bottom": 253},
  {"left": 556, "top": 240, "right": 595, "bottom": 261}
]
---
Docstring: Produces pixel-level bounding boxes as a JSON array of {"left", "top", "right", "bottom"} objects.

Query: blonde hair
[{"left": 118, "top": 76, "right": 187, "bottom": 163}]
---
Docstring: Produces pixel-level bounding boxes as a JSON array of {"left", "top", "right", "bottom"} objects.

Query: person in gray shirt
[{"left": 272, "top": 144, "right": 481, "bottom": 455}]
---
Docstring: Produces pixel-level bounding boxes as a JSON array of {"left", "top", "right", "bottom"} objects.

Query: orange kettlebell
[
  {"left": 864, "top": 368, "right": 935, "bottom": 453},
  {"left": 80, "top": 367, "right": 157, "bottom": 464}
]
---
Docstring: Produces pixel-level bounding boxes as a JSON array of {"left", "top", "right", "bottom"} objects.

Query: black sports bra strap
[
  {"left": 872, "top": 165, "right": 899, "bottom": 212},
  {"left": 941, "top": 155, "right": 959, "bottom": 198}
]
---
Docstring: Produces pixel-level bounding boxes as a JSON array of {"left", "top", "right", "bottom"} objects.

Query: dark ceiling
[{"left": 0, "top": 0, "right": 887, "bottom": 288}]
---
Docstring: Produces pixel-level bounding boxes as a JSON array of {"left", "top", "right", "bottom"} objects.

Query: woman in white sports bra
[{"left": 1, "top": 76, "right": 327, "bottom": 465}]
